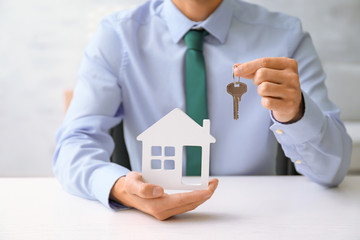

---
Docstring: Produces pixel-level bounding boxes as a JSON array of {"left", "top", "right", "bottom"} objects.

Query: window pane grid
[{"left": 150, "top": 146, "right": 176, "bottom": 170}]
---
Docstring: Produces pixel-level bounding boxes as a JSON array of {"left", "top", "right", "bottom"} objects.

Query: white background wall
[{"left": 0, "top": 0, "right": 359, "bottom": 177}]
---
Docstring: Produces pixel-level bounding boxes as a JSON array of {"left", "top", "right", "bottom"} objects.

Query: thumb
[{"left": 125, "top": 172, "right": 164, "bottom": 199}]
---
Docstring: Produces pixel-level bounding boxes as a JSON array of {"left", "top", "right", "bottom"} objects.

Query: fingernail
[
  {"left": 234, "top": 66, "right": 242, "bottom": 75},
  {"left": 153, "top": 187, "right": 162, "bottom": 197}
]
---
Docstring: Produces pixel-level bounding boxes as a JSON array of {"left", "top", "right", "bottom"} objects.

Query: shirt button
[
  {"left": 295, "top": 160, "right": 302, "bottom": 164},
  {"left": 275, "top": 129, "right": 283, "bottom": 134}
]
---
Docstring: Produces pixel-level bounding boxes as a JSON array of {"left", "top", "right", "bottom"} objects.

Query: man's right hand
[{"left": 110, "top": 172, "right": 218, "bottom": 220}]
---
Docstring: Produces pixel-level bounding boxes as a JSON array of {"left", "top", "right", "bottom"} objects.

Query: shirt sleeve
[
  {"left": 53, "top": 15, "right": 130, "bottom": 209},
  {"left": 270, "top": 18, "right": 352, "bottom": 187}
]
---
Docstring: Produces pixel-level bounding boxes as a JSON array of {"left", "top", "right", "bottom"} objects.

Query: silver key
[{"left": 227, "top": 82, "right": 247, "bottom": 120}]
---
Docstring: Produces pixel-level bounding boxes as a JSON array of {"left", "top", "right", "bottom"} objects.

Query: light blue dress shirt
[{"left": 53, "top": 0, "right": 352, "bottom": 209}]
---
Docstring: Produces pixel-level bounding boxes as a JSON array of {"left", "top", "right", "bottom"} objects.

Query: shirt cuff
[
  {"left": 109, "top": 200, "right": 132, "bottom": 210},
  {"left": 269, "top": 91, "right": 326, "bottom": 145},
  {"left": 91, "top": 162, "right": 131, "bottom": 210}
]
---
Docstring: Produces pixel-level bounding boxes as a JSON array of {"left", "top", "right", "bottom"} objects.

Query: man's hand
[
  {"left": 234, "top": 57, "right": 304, "bottom": 123},
  {"left": 110, "top": 172, "right": 218, "bottom": 220}
]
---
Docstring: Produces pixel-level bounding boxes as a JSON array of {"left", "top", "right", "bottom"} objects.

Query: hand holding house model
[{"left": 137, "top": 108, "right": 216, "bottom": 190}]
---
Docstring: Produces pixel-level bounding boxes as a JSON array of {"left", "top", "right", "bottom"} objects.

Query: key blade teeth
[
  {"left": 233, "top": 96, "right": 239, "bottom": 120},
  {"left": 228, "top": 81, "right": 246, "bottom": 120}
]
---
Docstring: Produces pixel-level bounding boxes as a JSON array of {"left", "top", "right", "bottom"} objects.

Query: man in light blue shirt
[{"left": 53, "top": 0, "right": 352, "bottom": 220}]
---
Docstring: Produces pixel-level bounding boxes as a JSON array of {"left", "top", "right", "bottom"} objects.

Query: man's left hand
[{"left": 234, "top": 57, "right": 304, "bottom": 123}]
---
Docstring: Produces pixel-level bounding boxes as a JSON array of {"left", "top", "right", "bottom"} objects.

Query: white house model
[{"left": 137, "top": 108, "right": 216, "bottom": 190}]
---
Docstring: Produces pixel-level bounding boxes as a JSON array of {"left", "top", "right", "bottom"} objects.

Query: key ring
[{"left": 233, "top": 64, "right": 241, "bottom": 85}]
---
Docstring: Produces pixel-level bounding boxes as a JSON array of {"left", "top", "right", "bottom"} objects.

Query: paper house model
[{"left": 137, "top": 108, "right": 216, "bottom": 190}]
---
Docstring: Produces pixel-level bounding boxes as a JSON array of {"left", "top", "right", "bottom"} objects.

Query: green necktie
[{"left": 184, "top": 29, "right": 208, "bottom": 176}]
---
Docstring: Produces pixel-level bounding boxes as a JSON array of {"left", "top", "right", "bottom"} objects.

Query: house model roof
[{"left": 137, "top": 108, "right": 216, "bottom": 145}]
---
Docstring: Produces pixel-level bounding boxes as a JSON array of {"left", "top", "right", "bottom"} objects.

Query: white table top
[{"left": 1, "top": 176, "right": 359, "bottom": 240}]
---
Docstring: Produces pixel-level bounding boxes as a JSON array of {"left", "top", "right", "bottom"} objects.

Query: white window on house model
[{"left": 151, "top": 146, "right": 175, "bottom": 170}]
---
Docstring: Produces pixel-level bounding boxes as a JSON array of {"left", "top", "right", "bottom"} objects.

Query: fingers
[
  {"left": 257, "top": 82, "right": 298, "bottom": 99},
  {"left": 111, "top": 172, "right": 219, "bottom": 221},
  {"left": 208, "top": 178, "right": 219, "bottom": 192},
  {"left": 258, "top": 81, "right": 302, "bottom": 121},
  {"left": 261, "top": 96, "right": 301, "bottom": 118},
  {"left": 122, "top": 172, "right": 219, "bottom": 221},
  {"left": 253, "top": 68, "right": 284, "bottom": 85},
  {"left": 253, "top": 68, "right": 300, "bottom": 97},
  {"left": 234, "top": 57, "right": 298, "bottom": 78},
  {"left": 158, "top": 178, "right": 218, "bottom": 210},
  {"left": 261, "top": 97, "right": 287, "bottom": 111},
  {"left": 157, "top": 194, "right": 211, "bottom": 220},
  {"left": 125, "top": 172, "right": 164, "bottom": 199},
  {"left": 148, "top": 178, "right": 219, "bottom": 221}
]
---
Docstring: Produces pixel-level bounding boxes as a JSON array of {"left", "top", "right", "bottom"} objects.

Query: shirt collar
[{"left": 162, "top": 0, "right": 233, "bottom": 44}]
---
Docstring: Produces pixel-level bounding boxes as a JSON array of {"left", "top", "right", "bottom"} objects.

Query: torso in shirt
[{"left": 107, "top": 0, "right": 302, "bottom": 175}]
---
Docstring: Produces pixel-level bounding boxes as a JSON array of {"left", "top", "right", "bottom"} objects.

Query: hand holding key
[{"left": 233, "top": 57, "right": 304, "bottom": 123}]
